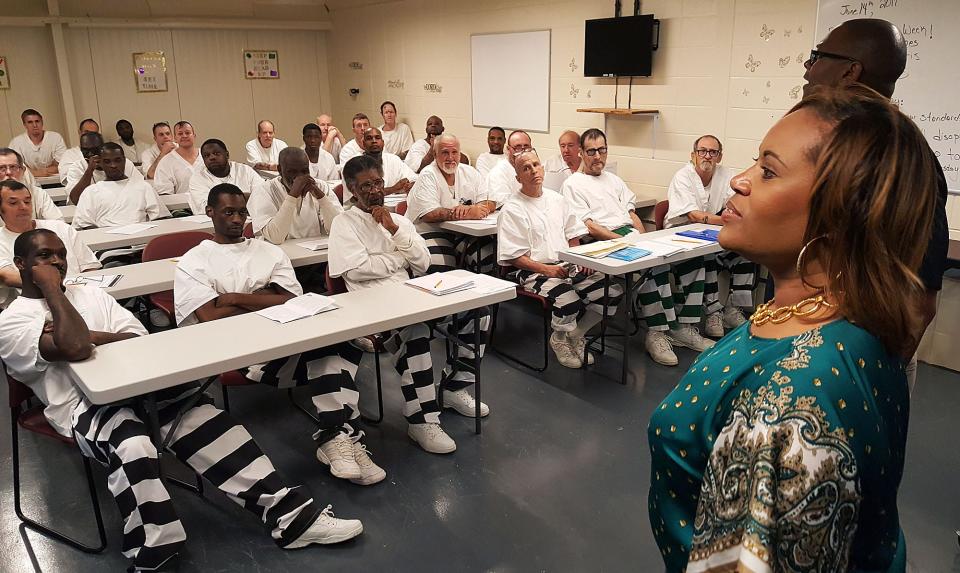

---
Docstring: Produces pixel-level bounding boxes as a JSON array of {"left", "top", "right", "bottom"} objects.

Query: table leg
[
  {"left": 474, "top": 311, "right": 482, "bottom": 435},
  {"left": 621, "top": 272, "right": 632, "bottom": 385}
]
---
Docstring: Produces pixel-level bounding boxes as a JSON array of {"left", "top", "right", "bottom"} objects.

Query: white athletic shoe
[
  {"left": 723, "top": 306, "right": 747, "bottom": 329},
  {"left": 704, "top": 311, "right": 725, "bottom": 338},
  {"left": 285, "top": 505, "right": 363, "bottom": 548},
  {"left": 568, "top": 335, "right": 596, "bottom": 365},
  {"left": 350, "top": 336, "right": 376, "bottom": 353},
  {"left": 549, "top": 331, "right": 582, "bottom": 369},
  {"left": 316, "top": 433, "right": 362, "bottom": 480},
  {"left": 149, "top": 308, "right": 171, "bottom": 328},
  {"left": 666, "top": 326, "right": 715, "bottom": 352},
  {"left": 350, "top": 434, "right": 386, "bottom": 486},
  {"left": 408, "top": 422, "right": 457, "bottom": 454},
  {"left": 645, "top": 330, "right": 679, "bottom": 366},
  {"left": 443, "top": 388, "right": 490, "bottom": 418}
]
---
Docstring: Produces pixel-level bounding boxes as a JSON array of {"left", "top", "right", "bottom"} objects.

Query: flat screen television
[{"left": 583, "top": 14, "right": 657, "bottom": 77}]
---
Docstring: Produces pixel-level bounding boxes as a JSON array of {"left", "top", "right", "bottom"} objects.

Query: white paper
[
  {"left": 405, "top": 271, "right": 475, "bottom": 295},
  {"left": 471, "top": 273, "right": 517, "bottom": 294},
  {"left": 63, "top": 274, "right": 122, "bottom": 288},
  {"left": 631, "top": 239, "right": 685, "bottom": 258},
  {"left": 104, "top": 223, "right": 158, "bottom": 235},
  {"left": 255, "top": 293, "right": 338, "bottom": 323},
  {"left": 178, "top": 214, "right": 212, "bottom": 223},
  {"left": 383, "top": 195, "right": 405, "bottom": 206},
  {"left": 650, "top": 234, "right": 714, "bottom": 251},
  {"left": 296, "top": 238, "right": 330, "bottom": 251}
]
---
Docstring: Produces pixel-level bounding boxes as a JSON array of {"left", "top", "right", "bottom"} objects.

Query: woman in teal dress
[{"left": 648, "top": 85, "right": 939, "bottom": 572}]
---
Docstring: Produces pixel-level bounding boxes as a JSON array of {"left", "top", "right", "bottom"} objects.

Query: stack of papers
[
  {"left": 651, "top": 234, "right": 715, "bottom": 251},
  {"left": 606, "top": 246, "right": 653, "bottom": 262},
  {"left": 567, "top": 239, "right": 633, "bottom": 259},
  {"left": 632, "top": 240, "right": 686, "bottom": 258},
  {"left": 450, "top": 214, "right": 499, "bottom": 228},
  {"left": 104, "top": 223, "right": 158, "bottom": 235},
  {"left": 297, "top": 238, "right": 330, "bottom": 251},
  {"left": 471, "top": 273, "right": 517, "bottom": 294},
  {"left": 256, "top": 293, "right": 339, "bottom": 323},
  {"left": 676, "top": 228, "right": 720, "bottom": 242},
  {"left": 405, "top": 272, "right": 476, "bottom": 295},
  {"left": 178, "top": 214, "right": 212, "bottom": 224},
  {"left": 64, "top": 274, "right": 122, "bottom": 288},
  {"left": 384, "top": 196, "right": 405, "bottom": 207}
]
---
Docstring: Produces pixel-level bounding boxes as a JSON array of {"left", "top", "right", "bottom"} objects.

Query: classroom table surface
[
  {"left": 61, "top": 194, "right": 190, "bottom": 223},
  {"left": 77, "top": 236, "right": 331, "bottom": 299},
  {"left": 68, "top": 270, "right": 516, "bottom": 403},
  {"left": 558, "top": 223, "right": 723, "bottom": 275},
  {"left": 36, "top": 175, "right": 63, "bottom": 186},
  {"left": 79, "top": 217, "right": 215, "bottom": 250},
  {"left": 46, "top": 185, "right": 67, "bottom": 203}
]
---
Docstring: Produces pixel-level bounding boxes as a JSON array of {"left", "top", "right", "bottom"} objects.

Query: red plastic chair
[
  {"left": 488, "top": 265, "right": 550, "bottom": 372},
  {"left": 395, "top": 200, "right": 408, "bottom": 216},
  {"left": 243, "top": 222, "right": 254, "bottom": 238},
  {"left": 8, "top": 370, "right": 107, "bottom": 553},
  {"left": 141, "top": 231, "right": 213, "bottom": 324},
  {"left": 332, "top": 183, "right": 344, "bottom": 204},
  {"left": 325, "top": 268, "right": 384, "bottom": 423},
  {"left": 654, "top": 200, "right": 669, "bottom": 231}
]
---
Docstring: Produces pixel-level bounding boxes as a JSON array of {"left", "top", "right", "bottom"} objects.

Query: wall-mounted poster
[
  {"left": 244, "top": 50, "right": 279, "bottom": 79},
  {"left": 0, "top": 56, "right": 9, "bottom": 89},
  {"left": 133, "top": 51, "right": 167, "bottom": 92}
]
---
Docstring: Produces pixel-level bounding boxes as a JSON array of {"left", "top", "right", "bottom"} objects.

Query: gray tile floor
[{"left": 1, "top": 306, "right": 958, "bottom": 572}]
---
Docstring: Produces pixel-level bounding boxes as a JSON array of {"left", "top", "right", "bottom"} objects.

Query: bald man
[
  {"left": 543, "top": 130, "right": 583, "bottom": 190},
  {"left": 404, "top": 116, "right": 445, "bottom": 173},
  {"left": 804, "top": 18, "right": 948, "bottom": 391},
  {"left": 480, "top": 129, "right": 531, "bottom": 204},
  {"left": 317, "top": 113, "right": 346, "bottom": 162},
  {"left": 246, "top": 120, "right": 288, "bottom": 171}
]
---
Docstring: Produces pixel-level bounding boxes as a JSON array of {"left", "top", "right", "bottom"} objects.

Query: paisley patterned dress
[{"left": 648, "top": 320, "right": 909, "bottom": 572}]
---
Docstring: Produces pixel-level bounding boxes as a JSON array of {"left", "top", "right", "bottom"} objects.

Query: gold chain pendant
[{"left": 750, "top": 294, "right": 835, "bottom": 326}]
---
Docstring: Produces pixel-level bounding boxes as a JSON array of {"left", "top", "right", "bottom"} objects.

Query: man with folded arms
[
  {"left": 176, "top": 183, "right": 383, "bottom": 486},
  {"left": 187, "top": 138, "right": 261, "bottom": 214},
  {"left": 302, "top": 123, "right": 338, "bottom": 181},
  {"left": 329, "top": 155, "right": 491, "bottom": 453},
  {"left": 0, "top": 228, "right": 363, "bottom": 571},
  {"left": 246, "top": 120, "right": 288, "bottom": 171},
  {"left": 561, "top": 129, "right": 713, "bottom": 366},
  {"left": 141, "top": 121, "right": 177, "bottom": 181},
  {"left": 338, "top": 113, "right": 370, "bottom": 165},
  {"left": 498, "top": 150, "right": 623, "bottom": 369},
  {"left": 317, "top": 113, "right": 346, "bottom": 162}
]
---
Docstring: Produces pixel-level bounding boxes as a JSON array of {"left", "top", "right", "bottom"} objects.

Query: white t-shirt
[
  {"left": 340, "top": 152, "right": 419, "bottom": 206},
  {"left": 153, "top": 149, "right": 203, "bottom": 196},
  {"left": 327, "top": 138, "right": 343, "bottom": 164},
  {"left": 5, "top": 177, "right": 63, "bottom": 223},
  {"left": 665, "top": 163, "right": 735, "bottom": 228},
  {"left": 0, "top": 285, "right": 147, "bottom": 436},
  {"left": 187, "top": 162, "right": 261, "bottom": 215},
  {"left": 140, "top": 143, "right": 179, "bottom": 176},
  {"left": 117, "top": 140, "right": 150, "bottom": 166},
  {"left": 543, "top": 155, "right": 581, "bottom": 192},
  {"left": 379, "top": 123, "right": 414, "bottom": 156},
  {"left": 306, "top": 147, "right": 338, "bottom": 181},
  {"left": 480, "top": 158, "right": 520, "bottom": 205},
  {"left": 561, "top": 171, "right": 637, "bottom": 230},
  {"left": 174, "top": 238, "right": 302, "bottom": 327},
  {"left": 0, "top": 219, "right": 101, "bottom": 306},
  {"left": 339, "top": 139, "right": 363, "bottom": 165},
  {"left": 475, "top": 152, "right": 504, "bottom": 177},
  {"left": 497, "top": 188, "right": 586, "bottom": 264},
  {"left": 9, "top": 131, "right": 66, "bottom": 170},
  {"left": 248, "top": 177, "right": 343, "bottom": 241},
  {"left": 404, "top": 139, "right": 431, "bottom": 172},
  {"left": 328, "top": 207, "right": 430, "bottom": 291},
  {"left": 405, "top": 163, "right": 484, "bottom": 229},
  {"left": 72, "top": 178, "right": 170, "bottom": 229},
  {"left": 65, "top": 158, "right": 144, "bottom": 201},
  {"left": 245, "top": 138, "right": 288, "bottom": 167},
  {"left": 57, "top": 147, "right": 83, "bottom": 184}
]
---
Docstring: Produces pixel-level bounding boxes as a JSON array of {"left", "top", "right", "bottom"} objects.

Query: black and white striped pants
[
  {"left": 700, "top": 251, "right": 758, "bottom": 313},
  {"left": 515, "top": 268, "right": 623, "bottom": 333},
  {"left": 421, "top": 230, "right": 496, "bottom": 275},
  {"left": 71, "top": 387, "right": 323, "bottom": 571}
]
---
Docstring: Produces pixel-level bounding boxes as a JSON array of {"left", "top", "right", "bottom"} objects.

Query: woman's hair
[{"left": 793, "top": 85, "right": 938, "bottom": 355}]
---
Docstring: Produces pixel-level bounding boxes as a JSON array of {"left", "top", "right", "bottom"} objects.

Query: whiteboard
[
  {"left": 816, "top": 0, "right": 960, "bottom": 194},
  {"left": 471, "top": 30, "right": 551, "bottom": 133}
]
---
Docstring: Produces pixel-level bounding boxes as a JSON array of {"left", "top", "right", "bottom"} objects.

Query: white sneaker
[
  {"left": 408, "top": 422, "right": 457, "bottom": 454},
  {"left": 443, "top": 388, "right": 490, "bottom": 418},
  {"left": 645, "top": 330, "right": 679, "bottom": 366},
  {"left": 666, "top": 326, "right": 715, "bottom": 352},
  {"left": 349, "top": 434, "right": 386, "bottom": 486},
  {"left": 723, "top": 306, "right": 747, "bottom": 329},
  {"left": 149, "top": 308, "right": 171, "bottom": 328},
  {"left": 285, "top": 505, "right": 363, "bottom": 548},
  {"left": 704, "top": 311, "right": 725, "bottom": 338},
  {"left": 350, "top": 336, "right": 376, "bottom": 353},
  {"left": 316, "top": 433, "right": 363, "bottom": 480},
  {"left": 549, "top": 331, "right": 582, "bottom": 369},
  {"left": 568, "top": 335, "right": 596, "bottom": 365}
]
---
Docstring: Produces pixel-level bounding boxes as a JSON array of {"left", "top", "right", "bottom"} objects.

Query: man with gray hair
[
  {"left": 246, "top": 119, "right": 288, "bottom": 171},
  {"left": 0, "top": 148, "right": 63, "bottom": 221},
  {"left": 543, "top": 130, "right": 582, "bottom": 190}
]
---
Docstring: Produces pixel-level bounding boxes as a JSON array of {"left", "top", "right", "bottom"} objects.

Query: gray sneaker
[
  {"left": 666, "top": 326, "right": 715, "bottom": 352},
  {"left": 550, "top": 331, "right": 582, "bottom": 369},
  {"left": 645, "top": 330, "right": 678, "bottom": 366}
]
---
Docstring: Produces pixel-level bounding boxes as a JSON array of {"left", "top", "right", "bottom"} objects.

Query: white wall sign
[
  {"left": 0, "top": 56, "right": 11, "bottom": 90},
  {"left": 244, "top": 50, "right": 280, "bottom": 79},
  {"left": 133, "top": 51, "right": 167, "bottom": 92}
]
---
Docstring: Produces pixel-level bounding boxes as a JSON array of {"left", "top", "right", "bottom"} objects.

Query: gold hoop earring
[{"left": 796, "top": 234, "right": 828, "bottom": 290}]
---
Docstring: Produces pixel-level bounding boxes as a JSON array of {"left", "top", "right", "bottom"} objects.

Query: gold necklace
[{"left": 750, "top": 294, "right": 835, "bottom": 326}]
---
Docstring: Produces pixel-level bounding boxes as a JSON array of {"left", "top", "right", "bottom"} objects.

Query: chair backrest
[
  {"left": 142, "top": 230, "right": 213, "bottom": 262},
  {"left": 333, "top": 183, "right": 344, "bottom": 204},
  {"left": 324, "top": 266, "right": 348, "bottom": 295},
  {"left": 460, "top": 151, "right": 471, "bottom": 166},
  {"left": 654, "top": 200, "right": 669, "bottom": 231},
  {"left": 396, "top": 200, "right": 408, "bottom": 216},
  {"left": 243, "top": 222, "right": 254, "bottom": 239}
]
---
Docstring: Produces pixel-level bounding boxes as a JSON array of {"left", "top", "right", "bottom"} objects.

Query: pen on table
[
  {"left": 673, "top": 238, "right": 702, "bottom": 245},
  {"left": 434, "top": 279, "right": 443, "bottom": 289}
]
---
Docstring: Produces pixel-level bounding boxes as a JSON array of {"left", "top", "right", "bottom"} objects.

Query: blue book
[
  {"left": 676, "top": 229, "right": 720, "bottom": 242},
  {"left": 606, "top": 246, "right": 653, "bottom": 261}
]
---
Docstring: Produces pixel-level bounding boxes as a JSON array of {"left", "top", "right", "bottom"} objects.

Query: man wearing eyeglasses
[
  {"left": 57, "top": 118, "right": 100, "bottom": 186},
  {"left": 562, "top": 129, "right": 714, "bottom": 366},
  {"left": 480, "top": 129, "right": 531, "bottom": 204},
  {"left": 803, "top": 18, "right": 948, "bottom": 393},
  {"left": 0, "top": 148, "right": 63, "bottom": 222},
  {"left": 666, "top": 135, "right": 757, "bottom": 338},
  {"left": 543, "top": 130, "right": 583, "bottom": 191}
]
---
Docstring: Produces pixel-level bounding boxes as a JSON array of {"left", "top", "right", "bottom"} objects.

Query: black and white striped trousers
[
  {"left": 701, "top": 251, "right": 758, "bottom": 313},
  {"left": 515, "top": 268, "right": 624, "bottom": 333},
  {"left": 71, "top": 387, "right": 322, "bottom": 571},
  {"left": 421, "top": 230, "right": 496, "bottom": 275}
]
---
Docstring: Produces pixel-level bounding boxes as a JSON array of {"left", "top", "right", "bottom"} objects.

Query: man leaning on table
[
  {"left": 0, "top": 228, "right": 362, "bottom": 572},
  {"left": 561, "top": 129, "right": 713, "bottom": 367},
  {"left": 329, "top": 155, "right": 492, "bottom": 454},
  {"left": 665, "top": 134, "right": 758, "bottom": 337}
]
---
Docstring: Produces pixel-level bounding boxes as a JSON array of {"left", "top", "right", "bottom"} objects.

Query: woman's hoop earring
[{"left": 796, "top": 234, "right": 828, "bottom": 290}]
